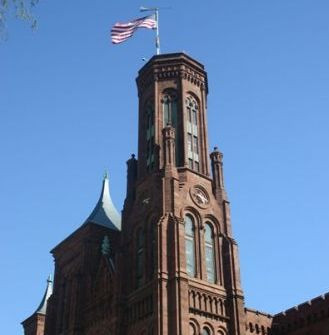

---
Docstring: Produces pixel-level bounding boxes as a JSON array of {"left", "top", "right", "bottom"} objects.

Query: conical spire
[
  {"left": 85, "top": 173, "right": 121, "bottom": 230},
  {"left": 35, "top": 275, "right": 53, "bottom": 315}
]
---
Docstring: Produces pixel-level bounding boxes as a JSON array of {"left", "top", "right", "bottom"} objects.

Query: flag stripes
[{"left": 111, "top": 15, "right": 157, "bottom": 44}]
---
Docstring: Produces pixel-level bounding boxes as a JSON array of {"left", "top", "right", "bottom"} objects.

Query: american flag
[{"left": 111, "top": 15, "right": 157, "bottom": 44}]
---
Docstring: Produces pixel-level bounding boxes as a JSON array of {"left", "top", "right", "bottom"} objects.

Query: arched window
[
  {"left": 185, "top": 215, "right": 196, "bottom": 277},
  {"left": 145, "top": 101, "right": 155, "bottom": 171},
  {"left": 189, "top": 323, "right": 196, "bottom": 335},
  {"left": 162, "top": 91, "right": 177, "bottom": 127},
  {"left": 204, "top": 223, "right": 216, "bottom": 283},
  {"left": 136, "top": 229, "right": 145, "bottom": 288},
  {"left": 202, "top": 327, "right": 211, "bottom": 335},
  {"left": 162, "top": 90, "right": 179, "bottom": 164},
  {"left": 249, "top": 323, "right": 254, "bottom": 332},
  {"left": 186, "top": 95, "right": 199, "bottom": 172}
]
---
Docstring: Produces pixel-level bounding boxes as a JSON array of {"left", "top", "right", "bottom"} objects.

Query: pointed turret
[
  {"left": 85, "top": 173, "right": 121, "bottom": 230},
  {"left": 35, "top": 275, "right": 53, "bottom": 314},
  {"left": 22, "top": 276, "right": 53, "bottom": 335}
]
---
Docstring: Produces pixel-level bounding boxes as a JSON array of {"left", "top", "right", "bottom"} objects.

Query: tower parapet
[
  {"left": 272, "top": 293, "right": 329, "bottom": 334},
  {"left": 135, "top": 53, "right": 210, "bottom": 179}
]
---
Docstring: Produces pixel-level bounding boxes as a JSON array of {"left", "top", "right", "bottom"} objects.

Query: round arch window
[
  {"left": 202, "top": 327, "right": 211, "bottom": 335},
  {"left": 189, "top": 323, "right": 196, "bottom": 335}
]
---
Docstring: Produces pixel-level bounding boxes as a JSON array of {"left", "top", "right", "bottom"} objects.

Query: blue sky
[{"left": 1, "top": 0, "right": 329, "bottom": 333}]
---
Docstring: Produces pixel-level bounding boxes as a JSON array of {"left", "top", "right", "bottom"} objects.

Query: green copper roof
[
  {"left": 85, "top": 174, "right": 121, "bottom": 230},
  {"left": 35, "top": 275, "right": 53, "bottom": 315}
]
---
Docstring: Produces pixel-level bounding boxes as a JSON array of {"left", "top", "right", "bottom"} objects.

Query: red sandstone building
[{"left": 22, "top": 53, "right": 329, "bottom": 335}]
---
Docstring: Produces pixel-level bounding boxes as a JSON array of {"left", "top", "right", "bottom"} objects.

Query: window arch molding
[
  {"left": 185, "top": 90, "right": 200, "bottom": 100},
  {"left": 185, "top": 91, "right": 200, "bottom": 106},
  {"left": 162, "top": 87, "right": 177, "bottom": 96},
  {"left": 181, "top": 206, "right": 202, "bottom": 226},
  {"left": 217, "top": 327, "right": 228, "bottom": 335},
  {"left": 204, "top": 214, "right": 222, "bottom": 235},
  {"left": 189, "top": 318, "right": 200, "bottom": 335},
  {"left": 161, "top": 88, "right": 177, "bottom": 99},
  {"left": 202, "top": 322, "right": 215, "bottom": 335}
]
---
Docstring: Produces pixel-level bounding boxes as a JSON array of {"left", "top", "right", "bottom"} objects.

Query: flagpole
[
  {"left": 140, "top": 6, "right": 168, "bottom": 55},
  {"left": 155, "top": 8, "right": 160, "bottom": 55}
]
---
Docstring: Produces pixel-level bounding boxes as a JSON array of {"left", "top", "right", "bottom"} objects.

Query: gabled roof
[
  {"left": 84, "top": 173, "right": 121, "bottom": 230},
  {"left": 35, "top": 275, "right": 53, "bottom": 315}
]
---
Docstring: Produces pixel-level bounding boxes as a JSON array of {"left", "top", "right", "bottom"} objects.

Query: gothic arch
[
  {"left": 162, "top": 87, "right": 177, "bottom": 96},
  {"left": 186, "top": 90, "right": 200, "bottom": 105},
  {"left": 161, "top": 88, "right": 178, "bottom": 121}
]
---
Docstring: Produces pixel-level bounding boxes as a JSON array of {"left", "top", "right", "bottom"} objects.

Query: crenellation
[{"left": 245, "top": 308, "right": 273, "bottom": 335}]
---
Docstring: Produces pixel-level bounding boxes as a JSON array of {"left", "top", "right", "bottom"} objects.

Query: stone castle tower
[
  {"left": 120, "top": 53, "right": 245, "bottom": 335},
  {"left": 22, "top": 53, "right": 329, "bottom": 335}
]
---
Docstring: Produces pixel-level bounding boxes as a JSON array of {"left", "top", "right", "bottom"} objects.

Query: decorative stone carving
[{"left": 190, "top": 185, "right": 210, "bottom": 209}]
